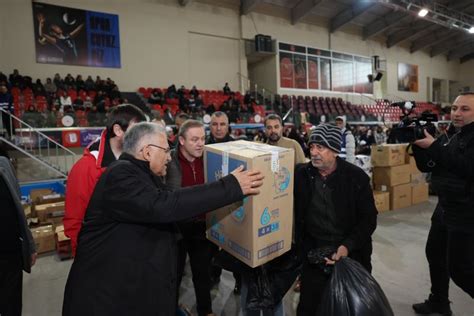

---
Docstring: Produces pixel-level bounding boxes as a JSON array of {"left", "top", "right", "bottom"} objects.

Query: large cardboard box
[
  {"left": 389, "top": 183, "right": 412, "bottom": 210},
  {"left": 406, "top": 155, "right": 420, "bottom": 174},
  {"left": 373, "top": 191, "right": 390, "bottom": 213},
  {"left": 31, "top": 225, "right": 55, "bottom": 254},
  {"left": 412, "top": 182, "right": 429, "bottom": 205},
  {"left": 373, "top": 164, "right": 411, "bottom": 187},
  {"left": 371, "top": 144, "right": 408, "bottom": 167},
  {"left": 204, "top": 140, "right": 294, "bottom": 268},
  {"left": 34, "top": 201, "right": 65, "bottom": 223}
]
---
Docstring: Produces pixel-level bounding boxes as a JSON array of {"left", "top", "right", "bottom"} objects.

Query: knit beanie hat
[{"left": 308, "top": 123, "right": 342, "bottom": 153}]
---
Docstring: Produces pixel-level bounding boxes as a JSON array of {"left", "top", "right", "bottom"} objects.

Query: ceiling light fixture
[
  {"left": 469, "top": 27, "right": 474, "bottom": 34},
  {"left": 418, "top": 8, "right": 429, "bottom": 17}
]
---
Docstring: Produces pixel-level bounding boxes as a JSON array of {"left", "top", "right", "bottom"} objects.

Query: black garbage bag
[
  {"left": 307, "top": 246, "right": 337, "bottom": 275},
  {"left": 246, "top": 266, "right": 275, "bottom": 310},
  {"left": 318, "top": 257, "right": 394, "bottom": 316}
]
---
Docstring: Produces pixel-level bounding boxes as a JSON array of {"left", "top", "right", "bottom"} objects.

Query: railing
[
  {"left": 237, "top": 72, "right": 277, "bottom": 107},
  {"left": 0, "top": 108, "right": 77, "bottom": 178}
]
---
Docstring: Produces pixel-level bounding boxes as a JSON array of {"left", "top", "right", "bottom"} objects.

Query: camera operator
[{"left": 412, "top": 92, "right": 474, "bottom": 302}]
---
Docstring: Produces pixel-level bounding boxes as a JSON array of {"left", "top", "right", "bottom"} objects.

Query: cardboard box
[
  {"left": 406, "top": 156, "right": 420, "bottom": 174},
  {"left": 371, "top": 144, "right": 408, "bottom": 167},
  {"left": 31, "top": 225, "right": 55, "bottom": 254},
  {"left": 30, "top": 189, "right": 53, "bottom": 203},
  {"left": 55, "top": 225, "right": 73, "bottom": 260},
  {"left": 412, "top": 182, "right": 429, "bottom": 205},
  {"left": 34, "top": 201, "right": 65, "bottom": 223},
  {"left": 204, "top": 140, "right": 294, "bottom": 268},
  {"left": 373, "top": 191, "right": 390, "bottom": 213},
  {"left": 373, "top": 164, "right": 411, "bottom": 187},
  {"left": 410, "top": 172, "right": 426, "bottom": 184},
  {"left": 389, "top": 183, "right": 412, "bottom": 210}
]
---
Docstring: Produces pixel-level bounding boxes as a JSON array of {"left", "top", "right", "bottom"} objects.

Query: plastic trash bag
[
  {"left": 318, "top": 257, "right": 394, "bottom": 316},
  {"left": 246, "top": 266, "right": 275, "bottom": 310}
]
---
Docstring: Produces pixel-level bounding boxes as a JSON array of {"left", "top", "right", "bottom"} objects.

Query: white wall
[
  {"left": 248, "top": 56, "right": 278, "bottom": 94},
  {"left": 0, "top": 0, "right": 470, "bottom": 102},
  {"left": 0, "top": 0, "right": 246, "bottom": 91}
]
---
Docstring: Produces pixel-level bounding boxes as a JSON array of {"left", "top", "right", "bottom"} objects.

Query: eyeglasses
[{"left": 142, "top": 144, "right": 171, "bottom": 154}]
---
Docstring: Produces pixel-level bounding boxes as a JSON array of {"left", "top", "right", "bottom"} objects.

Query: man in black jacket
[
  {"left": 0, "top": 157, "right": 37, "bottom": 316},
  {"left": 412, "top": 92, "right": 474, "bottom": 304},
  {"left": 63, "top": 122, "right": 264, "bottom": 316},
  {"left": 294, "top": 124, "right": 377, "bottom": 316}
]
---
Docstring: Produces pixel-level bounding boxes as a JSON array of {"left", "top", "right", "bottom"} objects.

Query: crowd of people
[{"left": 1, "top": 67, "right": 473, "bottom": 316}]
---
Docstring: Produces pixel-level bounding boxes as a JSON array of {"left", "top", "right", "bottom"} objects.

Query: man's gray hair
[
  {"left": 123, "top": 122, "right": 166, "bottom": 156},
  {"left": 211, "top": 111, "right": 228, "bottom": 122}
]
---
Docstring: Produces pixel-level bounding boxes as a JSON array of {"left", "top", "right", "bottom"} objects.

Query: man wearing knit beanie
[{"left": 294, "top": 123, "right": 377, "bottom": 315}]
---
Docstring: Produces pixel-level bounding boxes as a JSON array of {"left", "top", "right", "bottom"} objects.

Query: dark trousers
[
  {"left": 1, "top": 111, "right": 13, "bottom": 137},
  {"left": 0, "top": 255, "right": 23, "bottom": 316},
  {"left": 297, "top": 259, "right": 330, "bottom": 316},
  {"left": 447, "top": 228, "right": 474, "bottom": 298},
  {"left": 210, "top": 244, "right": 241, "bottom": 289},
  {"left": 176, "top": 221, "right": 213, "bottom": 316},
  {"left": 425, "top": 205, "right": 450, "bottom": 301}
]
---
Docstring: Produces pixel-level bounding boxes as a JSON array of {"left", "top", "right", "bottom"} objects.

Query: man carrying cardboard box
[
  {"left": 294, "top": 124, "right": 377, "bottom": 315},
  {"left": 63, "top": 122, "right": 264, "bottom": 316}
]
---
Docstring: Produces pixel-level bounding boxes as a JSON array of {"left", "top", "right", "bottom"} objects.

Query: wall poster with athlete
[{"left": 32, "top": 2, "right": 121, "bottom": 68}]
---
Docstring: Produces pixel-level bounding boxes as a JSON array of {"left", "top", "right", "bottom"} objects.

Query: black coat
[
  {"left": 413, "top": 122, "right": 474, "bottom": 231},
  {"left": 294, "top": 158, "right": 377, "bottom": 270},
  {"left": 63, "top": 153, "right": 244, "bottom": 316}
]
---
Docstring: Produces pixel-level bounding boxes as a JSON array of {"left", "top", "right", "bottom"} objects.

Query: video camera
[{"left": 387, "top": 101, "right": 438, "bottom": 144}]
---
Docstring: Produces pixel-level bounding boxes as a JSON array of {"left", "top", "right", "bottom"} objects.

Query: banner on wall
[
  {"left": 398, "top": 63, "right": 419, "bottom": 92},
  {"left": 32, "top": 2, "right": 121, "bottom": 68}
]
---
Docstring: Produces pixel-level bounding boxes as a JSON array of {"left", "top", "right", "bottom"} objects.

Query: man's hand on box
[
  {"left": 413, "top": 129, "right": 435, "bottom": 149},
  {"left": 231, "top": 165, "right": 264, "bottom": 196}
]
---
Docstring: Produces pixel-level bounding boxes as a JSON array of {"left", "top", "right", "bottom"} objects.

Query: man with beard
[
  {"left": 264, "top": 114, "right": 306, "bottom": 164},
  {"left": 294, "top": 123, "right": 377, "bottom": 315},
  {"left": 166, "top": 120, "right": 215, "bottom": 316}
]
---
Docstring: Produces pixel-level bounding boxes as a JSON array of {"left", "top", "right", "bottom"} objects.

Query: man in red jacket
[{"left": 64, "top": 104, "right": 146, "bottom": 255}]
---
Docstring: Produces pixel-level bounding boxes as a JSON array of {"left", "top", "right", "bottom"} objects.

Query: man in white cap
[{"left": 335, "top": 116, "right": 355, "bottom": 164}]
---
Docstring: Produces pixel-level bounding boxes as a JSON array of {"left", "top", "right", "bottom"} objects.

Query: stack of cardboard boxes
[
  {"left": 371, "top": 144, "right": 429, "bottom": 212},
  {"left": 27, "top": 189, "right": 72, "bottom": 258}
]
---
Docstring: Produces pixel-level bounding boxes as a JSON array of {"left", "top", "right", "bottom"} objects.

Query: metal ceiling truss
[
  {"left": 330, "top": 1, "right": 376, "bottom": 33},
  {"left": 291, "top": 0, "right": 324, "bottom": 25}
]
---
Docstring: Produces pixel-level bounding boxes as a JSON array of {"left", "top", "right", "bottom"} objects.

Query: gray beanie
[{"left": 308, "top": 123, "right": 342, "bottom": 153}]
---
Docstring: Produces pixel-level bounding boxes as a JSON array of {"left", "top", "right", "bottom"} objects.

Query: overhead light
[
  {"left": 418, "top": 8, "right": 429, "bottom": 17},
  {"left": 469, "top": 27, "right": 474, "bottom": 34}
]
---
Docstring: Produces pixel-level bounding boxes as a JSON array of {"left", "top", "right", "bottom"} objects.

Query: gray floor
[{"left": 23, "top": 196, "right": 473, "bottom": 316}]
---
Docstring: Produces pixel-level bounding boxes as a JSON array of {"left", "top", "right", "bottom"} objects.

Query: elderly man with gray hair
[{"left": 62, "top": 122, "right": 264, "bottom": 316}]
